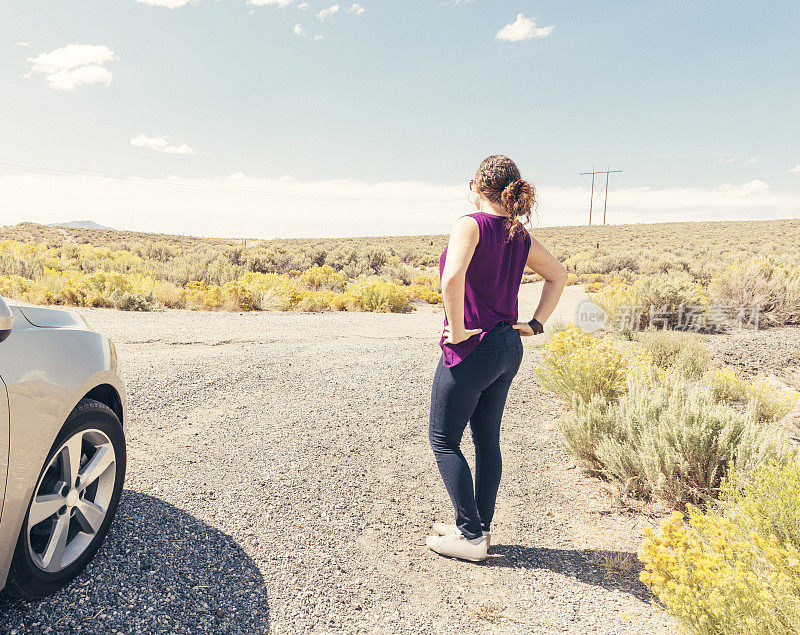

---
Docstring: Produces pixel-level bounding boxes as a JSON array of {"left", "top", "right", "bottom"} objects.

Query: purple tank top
[{"left": 438, "top": 211, "right": 532, "bottom": 367}]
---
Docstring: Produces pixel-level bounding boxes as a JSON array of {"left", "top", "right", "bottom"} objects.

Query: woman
[{"left": 426, "top": 154, "right": 567, "bottom": 562}]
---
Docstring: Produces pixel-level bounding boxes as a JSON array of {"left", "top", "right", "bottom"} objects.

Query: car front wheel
[{"left": 7, "top": 398, "right": 126, "bottom": 599}]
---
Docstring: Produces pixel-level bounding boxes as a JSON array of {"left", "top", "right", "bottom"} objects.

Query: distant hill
[{"left": 48, "top": 220, "right": 115, "bottom": 231}]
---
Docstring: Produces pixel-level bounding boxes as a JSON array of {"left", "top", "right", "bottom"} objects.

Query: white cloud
[
  {"left": 317, "top": 4, "right": 340, "bottom": 21},
  {"left": 495, "top": 14, "right": 554, "bottom": 42},
  {"left": 130, "top": 134, "right": 197, "bottom": 155},
  {"left": 27, "top": 43, "right": 116, "bottom": 90},
  {"left": 348, "top": 3, "right": 364, "bottom": 15},
  {"left": 294, "top": 22, "right": 324, "bottom": 39},
  {"left": 789, "top": 165, "right": 800, "bottom": 173},
  {"left": 136, "top": 0, "right": 193, "bottom": 7},
  {"left": 298, "top": 2, "right": 309, "bottom": 8},
  {"left": 47, "top": 65, "right": 114, "bottom": 91},
  {"left": 746, "top": 157, "right": 758, "bottom": 164},
  {"left": 719, "top": 156, "right": 736, "bottom": 164},
  {"left": 2, "top": 172, "right": 798, "bottom": 239},
  {"left": 29, "top": 44, "right": 115, "bottom": 74},
  {"left": 248, "top": 0, "right": 294, "bottom": 6},
  {"left": 16, "top": 41, "right": 31, "bottom": 48}
]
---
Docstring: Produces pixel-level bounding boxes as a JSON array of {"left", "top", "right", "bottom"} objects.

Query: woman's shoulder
[{"left": 451, "top": 213, "right": 480, "bottom": 233}]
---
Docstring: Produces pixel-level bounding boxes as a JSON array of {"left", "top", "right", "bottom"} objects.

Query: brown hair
[{"left": 474, "top": 155, "right": 536, "bottom": 242}]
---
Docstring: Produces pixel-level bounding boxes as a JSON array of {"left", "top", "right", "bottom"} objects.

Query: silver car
[{"left": 0, "top": 295, "right": 127, "bottom": 599}]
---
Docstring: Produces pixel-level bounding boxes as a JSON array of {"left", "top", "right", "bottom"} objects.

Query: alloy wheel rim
[{"left": 26, "top": 428, "right": 116, "bottom": 573}]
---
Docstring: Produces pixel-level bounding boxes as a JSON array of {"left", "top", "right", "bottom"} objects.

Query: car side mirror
[{"left": 0, "top": 296, "right": 13, "bottom": 343}]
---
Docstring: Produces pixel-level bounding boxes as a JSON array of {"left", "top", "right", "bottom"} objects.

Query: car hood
[{"left": 11, "top": 303, "right": 90, "bottom": 330}]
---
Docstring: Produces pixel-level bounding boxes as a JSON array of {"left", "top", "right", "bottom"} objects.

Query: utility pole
[{"left": 580, "top": 168, "right": 623, "bottom": 225}]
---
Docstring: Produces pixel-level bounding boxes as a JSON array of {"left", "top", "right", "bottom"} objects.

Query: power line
[{"left": 580, "top": 167, "right": 623, "bottom": 225}]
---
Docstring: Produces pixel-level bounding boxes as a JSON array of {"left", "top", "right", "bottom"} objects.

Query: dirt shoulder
[{"left": 2, "top": 284, "right": 674, "bottom": 633}]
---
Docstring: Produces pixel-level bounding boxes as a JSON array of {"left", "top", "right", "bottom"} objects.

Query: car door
[
  {"left": 0, "top": 293, "right": 11, "bottom": 520},
  {"left": 0, "top": 376, "right": 8, "bottom": 520}
]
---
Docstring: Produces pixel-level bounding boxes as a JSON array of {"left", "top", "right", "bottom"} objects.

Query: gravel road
[{"left": 0, "top": 283, "right": 675, "bottom": 633}]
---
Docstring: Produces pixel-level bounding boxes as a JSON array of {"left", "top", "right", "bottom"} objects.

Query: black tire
[{"left": 6, "top": 398, "right": 126, "bottom": 600}]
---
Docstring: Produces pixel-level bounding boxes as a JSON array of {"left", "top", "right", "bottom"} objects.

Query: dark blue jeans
[{"left": 428, "top": 322, "right": 524, "bottom": 540}]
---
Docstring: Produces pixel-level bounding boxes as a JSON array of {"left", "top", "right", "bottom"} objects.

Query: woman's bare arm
[
  {"left": 525, "top": 232, "right": 567, "bottom": 325},
  {"left": 440, "top": 216, "right": 482, "bottom": 344}
]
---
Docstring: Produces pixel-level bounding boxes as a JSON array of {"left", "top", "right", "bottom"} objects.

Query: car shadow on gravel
[
  {"left": 0, "top": 490, "right": 269, "bottom": 633},
  {"left": 486, "top": 544, "right": 652, "bottom": 603}
]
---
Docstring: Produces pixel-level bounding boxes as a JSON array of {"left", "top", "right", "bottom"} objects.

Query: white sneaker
[
  {"left": 432, "top": 523, "right": 491, "bottom": 548},
  {"left": 425, "top": 533, "right": 488, "bottom": 562}
]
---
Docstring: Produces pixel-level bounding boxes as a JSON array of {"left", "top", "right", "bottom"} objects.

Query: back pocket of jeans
[{"left": 452, "top": 347, "right": 500, "bottom": 384}]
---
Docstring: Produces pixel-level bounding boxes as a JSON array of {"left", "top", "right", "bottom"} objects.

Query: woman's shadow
[
  {"left": 486, "top": 543, "right": 652, "bottom": 603},
  {"left": 0, "top": 490, "right": 269, "bottom": 633}
]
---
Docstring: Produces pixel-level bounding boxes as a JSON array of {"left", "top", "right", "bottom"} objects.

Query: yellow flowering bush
[
  {"left": 535, "top": 325, "right": 643, "bottom": 403},
  {"left": 721, "top": 459, "right": 800, "bottom": 548},
  {"left": 593, "top": 275, "right": 637, "bottom": 324},
  {"left": 0, "top": 237, "right": 441, "bottom": 313},
  {"left": 640, "top": 501, "right": 800, "bottom": 633},
  {"left": 295, "top": 290, "right": 349, "bottom": 312},
  {"left": 345, "top": 279, "right": 412, "bottom": 313},
  {"left": 297, "top": 264, "right": 348, "bottom": 292},
  {"left": 408, "top": 283, "right": 442, "bottom": 304}
]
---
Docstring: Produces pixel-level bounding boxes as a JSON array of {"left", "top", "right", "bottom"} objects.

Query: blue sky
[{"left": 1, "top": 1, "right": 799, "bottom": 238}]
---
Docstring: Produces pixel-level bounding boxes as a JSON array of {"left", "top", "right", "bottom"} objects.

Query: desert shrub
[
  {"left": 205, "top": 256, "right": 244, "bottom": 286},
  {"left": 324, "top": 246, "right": 359, "bottom": 271},
  {"left": 6, "top": 218, "right": 797, "bottom": 316},
  {"left": 257, "top": 280, "right": 303, "bottom": 311},
  {"left": 633, "top": 270, "right": 708, "bottom": 329},
  {"left": 153, "top": 280, "right": 183, "bottom": 308},
  {"left": 708, "top": 257, "right": 772, "bottom": 316},
  {"left": 594, "top": 271, "right": 707, "bottom": 330},
  {"left": 639, "top": 330, "right": 709, "bottom": 379},
  {"left": 108, "top": 289, "right": 153, "bottom": 311},
  {"left": 639, "top": 501, "right": 800, "bottom": 634},
  {"left": 560, "top": 391, "right": 621, "bottom": 472},
  {"left": 222, "top": 281, "right": 253, "bottom": 311},
  {"left": 297, "top": 265, "right": 348, "bottom": 292},
  {"left": 769, "top": 262, "right": 800, "bottom": 326},
  {"left": 346, "top": 279, "right": 412, "bottom": 312},
  {"left": 593, "top": 276, "right": 637, "bottom": 324},
  {"left": 0, "top": 250, "right": 45, "bottom": 279},
  {"left": 709, "top": 256, "right": 800, "bottom": 327},
  {"left": 408, "top": 284, "right": 442, "bottom": 304},
  {"left": 535, "top": 325, "right": 647, "bottom": 403},
  {"left": 703, "top": 366, "right": 797, "bottom": 423},
  {"left": 380, "top": 256, "right": 415, "bottom": 284},
  {"left": 143, "top": 241, "right": 176, "bottom": 262},
  {"left": 564, "top": 368, "right": 789, "bottom": 506},
  {"left": 361, "top": 246, "right": 390, "bottom": 270},
  {"left": 342, "top": 260, "right": 376, "bottom": 279},
  {"left": 595, "top": 253, "right": 639, "bottom": 274},
  {"left": 721, "top": 459, "right": 800, "bottom": 548},
  {"left": 296, "top": 290, "right": 348, "bottom": 312}
]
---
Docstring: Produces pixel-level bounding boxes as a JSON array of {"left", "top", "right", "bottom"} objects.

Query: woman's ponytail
[
  {"left": 500, "top": 179, "right": 535, "bottom": 220},
  {"left": 474, "top": 155, "right": 537, "bottom": 242}
]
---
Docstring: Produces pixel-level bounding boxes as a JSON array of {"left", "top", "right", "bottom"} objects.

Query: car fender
[{"left": 0, "top": 315, "right": 126, "bottom": 591}]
